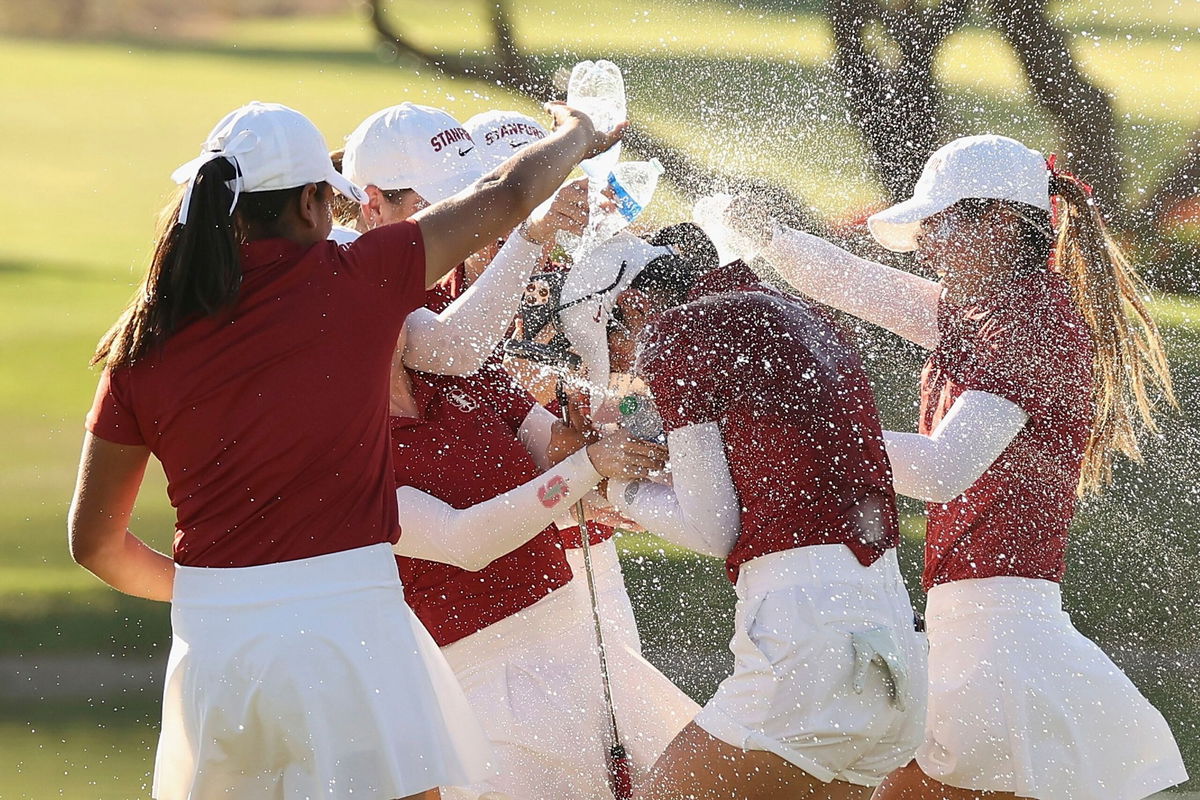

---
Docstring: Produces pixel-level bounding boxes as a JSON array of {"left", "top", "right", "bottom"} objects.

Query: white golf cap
[
  {"left": 868, "top": 135, "right": 1051, "bottom": 253},
  {"left": 465, "top": 109, "right": 550, "bottom": 172},
  {"left": 559, "top": 232, "right": 673, "bottom": 388},
  {"left": 171, "top": 101, "right": 367, "bottom": 225},
  {"left": 342, "top": 103, "right": 485, "bottom": 204}
]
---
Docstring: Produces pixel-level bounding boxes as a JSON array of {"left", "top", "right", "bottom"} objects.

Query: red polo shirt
[
  {"left": 424, "top": 262, "right": 468, "bottom": 314},
  {"left": 920, "top": 269, "right": 1092, "bottom": 589},
  {"left": 638, "top": 262, "right": 899, "bottom": 583},
  {"left": 392, "top": 369, "right": 573, "bottom": 646},
  {"left": 424, "top": 258, "right": 617, "bottom": 552},
  {"left": 86, "top": 221, "right": 426, "bottom": 567}
]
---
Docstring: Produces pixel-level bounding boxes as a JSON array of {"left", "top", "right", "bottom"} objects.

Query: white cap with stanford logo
[
  {"left": 464, "top": 110, "right": 550, "bottom": 172},
  {"left": 868, "top": 135, "right": 1051, "bottom": 253},
  {"left": 171, "top": 101, "right": 368, "bottom": 225},
  {"left": 342, "top": 103, "right": 485, "bottom": 204}
]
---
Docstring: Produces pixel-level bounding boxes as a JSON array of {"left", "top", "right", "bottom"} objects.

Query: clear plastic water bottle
[
  {"left": 567, "top": 59, "right": 626, "bottom": 181},
  {"left": 618, "top": 393, "right": 665, "bottom": 444},
  {"left": 589, "top": 158, "right": 665, "bottom": 243}
]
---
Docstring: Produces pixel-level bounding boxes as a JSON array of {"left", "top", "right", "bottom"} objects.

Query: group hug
[{"left": 68, "top": 84, "right": 1187, "bottom": 800}]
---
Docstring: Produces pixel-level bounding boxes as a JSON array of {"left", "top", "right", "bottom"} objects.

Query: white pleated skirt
[
  {"left": 917, "top": 576, "right": 1188, "bottom": 800},
  {"left": 153, "top": 543, "right": 492, "bottom": 800}
]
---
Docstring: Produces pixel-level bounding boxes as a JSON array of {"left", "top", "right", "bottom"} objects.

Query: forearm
[
  {"left": 71, "top": 529, "right": 174, "bottom": 602},
  {"left": 518, "top": 403, "right": 560, "bottom": 470},
  {"left": 762, "top": 226, "right": 942, "bottom": 349},
  {"left": 403, "top": 231, "right": 542, "bottom": 376},
  {"left": 611, "top": 422, "right": 740, "bottom": 557},
  {"left": 394, "top": 449, "right": 602, "bottom": 570},
  {"left": 69, "top": 433, "right": 170, "bottom": 601},
  {"left": 883, "top": 390, "right": 1028, "bottom": 503}
]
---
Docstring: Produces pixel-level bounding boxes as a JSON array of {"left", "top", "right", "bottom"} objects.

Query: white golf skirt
[
  {"left": 154, "top": 544, "right": 491, "bottom": 800},
  {"left": 566, "top": 538, "right": 641, "bottom": 653},
  {"left": 695, "top": 546, "right": 927, "bottom": 787},
  {"left": 437, "top": 584, "right": 612, "bottom": 800},
  {"left": 917, "top": 576, "right": 1188, "bottom": 800},
  {"left": 438, "top": 577, "right": 697, "bottom": 800},
  {"left": 566, "top": 538, "right": 700, "bottom": 777}
]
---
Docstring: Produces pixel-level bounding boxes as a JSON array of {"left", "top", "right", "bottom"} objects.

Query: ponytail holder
[
  {"left": 1046, "top": 153, "right": 1095, "bottom": 232},
  {"left": 1047, "top": 153, "right": 1094, "bottom": 198},
  {"left": 169, "top": 129, "right": 259, "bottom": 225}
]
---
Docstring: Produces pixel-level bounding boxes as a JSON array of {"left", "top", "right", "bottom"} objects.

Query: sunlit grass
[{"left": 0, "top": 5, "right": 1196, "bottom": 795}]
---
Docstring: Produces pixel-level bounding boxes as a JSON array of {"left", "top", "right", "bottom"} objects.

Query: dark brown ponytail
[
  {"left": 93, "top": 161, "right": 326, "bottom": 369},
  {"left": 1049, "top": 173, "right": 1177, "bottom": 494},
  {"left": 93, "top": 157, "right": 241, "bottom": 369}
]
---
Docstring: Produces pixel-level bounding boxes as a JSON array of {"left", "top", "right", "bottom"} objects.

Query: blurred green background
[{"left": 1, "top": 0, "right": 1196, "bottom": 796}]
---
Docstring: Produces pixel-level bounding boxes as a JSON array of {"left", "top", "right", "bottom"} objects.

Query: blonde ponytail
[{"left": 1049, "top": 173, "right": 1176, "bottom": 494}]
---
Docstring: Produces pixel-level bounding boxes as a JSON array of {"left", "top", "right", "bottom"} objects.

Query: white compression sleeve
[
  {"left": 402, "top": 230, "right": 542, "bottom": 376},
  {"left": 883, "top": 390, "right": 1028, "bottom": 504},
  {"left": 393, "top": 449, "right": 602, "bottom": 571},
  {"left": 517, "top": 403, "right": 559, "bottom": 471},
  {"left": 610, "top": 422, "right": 740, "bottom": 558},
  {"left": 760, "top": 225, "right": 943, "bottom": 349}
]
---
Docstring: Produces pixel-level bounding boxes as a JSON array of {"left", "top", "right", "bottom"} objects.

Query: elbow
[
  {"left": 418, "top": 352, "right": 483, "bottom": 378},
  {"left": 67, "top": 517, "right": 101, "bottom": 569},
  {"left": 924, "top": 487, "right": 959, "bottom": 505},
  {"left": 459, "top": 554, "right": 494, "bottom": 573},
  {"left": 922, "top": 479, "right": 969, "bottom": 505}
]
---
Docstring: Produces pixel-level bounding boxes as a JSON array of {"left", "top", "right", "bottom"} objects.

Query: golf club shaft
[{"left": 557, "top": 383, "right": 629, "bottom": 797}]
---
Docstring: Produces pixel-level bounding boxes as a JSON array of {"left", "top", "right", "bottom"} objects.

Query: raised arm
[
  {"left": 68, "top": 433, "right": 174, "bottom": 601},
  {"left": 760, "top": 226, "right": 942, "bottom": 349},
  {"left": 883, "top": 390, "right": 1028, "bottom": 503},
  {"left": 396, "top": 427, "right": 664, "bottom": 570},
  {"left": 722, "top": 196, "right": 942, "bottom": 349},
  {"left": 402, "top": 179, "right": 589, "bottom": 376},
  {"left": 413, "top": 105, "right": 623, "bottom": 284},
  {"left": 610, "top": 422, "right": 741, "bottom": 558}
]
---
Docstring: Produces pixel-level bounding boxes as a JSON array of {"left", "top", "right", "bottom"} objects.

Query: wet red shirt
[
  {"left": 424, "top": 262, "right": 468, "bottom": 314},
  {"left": 424, "top": 259, "right": 616, "bottom": 552},
  {"left": 86, "top": 222, "right": 426, "bottom": 567},
  {"left": 391, "top": 369, "right": 572, "bottom": 646},
  {"left": 639, "top": 262, "right": 899, "bottom": 583},
  {"left": 920, "top": 270, "right": 1093, "bottom": 589}
]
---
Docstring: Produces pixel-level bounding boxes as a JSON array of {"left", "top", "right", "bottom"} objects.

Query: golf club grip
[{"left": 608, "top": 744, "right": 633, "bottom": 800}]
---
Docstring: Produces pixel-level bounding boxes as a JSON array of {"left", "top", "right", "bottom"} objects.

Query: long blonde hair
[{"left": 1049, "top": 173, "right": 1176, "bottom": 494}]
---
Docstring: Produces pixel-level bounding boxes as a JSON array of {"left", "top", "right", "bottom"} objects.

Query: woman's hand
[
  {"left": 725, "top": 193, "right": 778, "bottom": 253},
  {"left": 523, "top": 177, "right": 590, "bottom": 248},
  {"left": 586, "top": 428, "right": 669, "bottom": 480},
  {"left": 545, "top": 101, "right": 627, "bottom": 161}
]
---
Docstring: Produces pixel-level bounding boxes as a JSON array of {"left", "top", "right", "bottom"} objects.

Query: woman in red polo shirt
[
  {"left": 609, "top": 224, "right": 927, "bottom": 800},
  {"left": 386, "top": 355, "right": 674, "bottom": 800},
  {"left": 732, "top": 135, "right": 1186, "bottom": 800},
  {"left": 69, "top": 100, "right": 623, "bottom": 800}
]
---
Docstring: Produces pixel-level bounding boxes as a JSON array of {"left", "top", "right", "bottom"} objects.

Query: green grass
[
  {"left": 0, "top": 1, "right": 1198, "bottom": 794},
  {"left": 1, "top": 698, "right": 160, "bottom": 800}
]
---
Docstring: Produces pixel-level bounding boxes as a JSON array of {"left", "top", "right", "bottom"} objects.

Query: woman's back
[{"left": 88, "top": 225, "right": 426, "bottom": 566}]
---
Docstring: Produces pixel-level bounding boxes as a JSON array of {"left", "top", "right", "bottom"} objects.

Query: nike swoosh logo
[
  {"left": 509, "top": 140, "right": 529, "bottom": 148},
  {"left": 458, "top": 146, "right": 474, "bottom": 156}
]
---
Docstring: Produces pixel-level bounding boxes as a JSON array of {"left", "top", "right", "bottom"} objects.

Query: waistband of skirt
[
  {"left": 735, "top": 544, "right": 901, "bottom": 599},
  {"left": 172, "top": 543, "right": 401, "bottom": 607},
  {"left": 441, "top": 584, "right": 588, "bottom": 671},
  {"left": 925, "top": 575, "right": 1063, "bottom": 622}
]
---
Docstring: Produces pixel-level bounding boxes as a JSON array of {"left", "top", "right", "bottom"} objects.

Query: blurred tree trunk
[
  {"left": 986, "top": 0, "right": 1125, "bottom": 219},
  {"left": 826, "top": 0, "right": 969, "bottom": 201}
]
